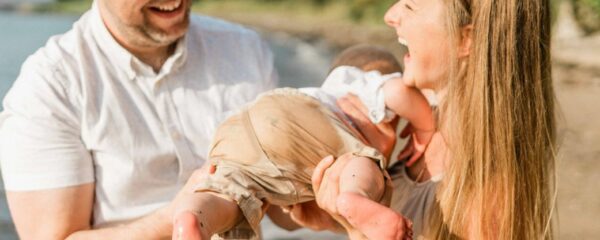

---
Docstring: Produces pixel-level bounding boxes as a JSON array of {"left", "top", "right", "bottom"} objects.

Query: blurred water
[
  {"left": 0, "top": 10, "right": 342, "bottom": 239},
  {"left": 0, "top": 11, "right": 78, "bottom": 111}
]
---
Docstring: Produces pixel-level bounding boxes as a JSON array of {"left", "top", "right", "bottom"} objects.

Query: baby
[{"left": 173, "top": 45, "right": 434, "bottom": 240}]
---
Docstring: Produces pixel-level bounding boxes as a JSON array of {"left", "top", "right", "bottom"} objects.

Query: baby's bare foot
[
  {"left": 172, "top": 211, "right": 208, "bottom": 240},
  {"left": 337, "top": 192, "right": 413, "bottom": 240}
]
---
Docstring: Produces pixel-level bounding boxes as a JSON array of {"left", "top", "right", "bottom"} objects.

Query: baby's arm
[
  {"left": 383, "top": 78, "right": 435, "bottom": 160},
  {"left": 382, "top": 78, "right": 434, "bottom": 133}
]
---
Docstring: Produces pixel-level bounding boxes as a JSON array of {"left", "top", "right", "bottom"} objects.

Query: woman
[{"left": 305, "top": 0, "right": 557, "bottom": 239}]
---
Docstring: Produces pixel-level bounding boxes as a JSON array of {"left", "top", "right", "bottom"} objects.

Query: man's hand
[
  {"left": 169, "top": 164, "right": 215, "bottom": 210},
  {"left": 167, "top": 163, "right": 217, "bottom": 221}
]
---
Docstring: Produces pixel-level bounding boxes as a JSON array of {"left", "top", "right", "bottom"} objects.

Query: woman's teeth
[{"left": 398, "top": 37, "right": 408, "bottom": 47}]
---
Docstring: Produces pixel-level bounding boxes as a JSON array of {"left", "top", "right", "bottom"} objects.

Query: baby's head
[{"left": 330, "top": 45, "right": 402, "bottom": 75}]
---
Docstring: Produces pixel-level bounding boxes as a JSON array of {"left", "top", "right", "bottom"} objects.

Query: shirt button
[{"left": 171, "top": 131, "right": 181, "bottom": 140}]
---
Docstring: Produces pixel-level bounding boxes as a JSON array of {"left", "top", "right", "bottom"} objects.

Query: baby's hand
[{"left": 397, "top": 123, "right": 435, "bottom": 167}]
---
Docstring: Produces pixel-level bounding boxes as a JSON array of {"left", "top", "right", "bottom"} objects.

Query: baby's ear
[{"left": 458, "top": 24, "right": 473, "bottom": 58}]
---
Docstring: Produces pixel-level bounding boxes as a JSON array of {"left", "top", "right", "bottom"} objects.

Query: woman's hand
[
  {"left": 310, "top": 155, "right": 352, "bottom": 219},
  {"left": 397, "top": 123, "right": 434, "bottom": 167},
  {"left": 270, "top": 155, "right": 344, "bottom": 233},
  {"left": 281, "top": 155, "right": 351, "bottom": 233},
  {"left": 285, "top": 155, "right": 351, "bottom": 232},
  {"left": 310, "top": 155, "right": 414, "bottom": 240},
  {"left": 337, "top": 94, "right": 397, "bottom": 159},
  {"left": 339, "top": 93, "right": 434, "bottom": 167}
]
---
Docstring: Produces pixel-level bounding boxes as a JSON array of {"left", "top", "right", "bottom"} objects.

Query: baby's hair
[{"left": 330, "top": 44, "right": 402, "bottom": 75}]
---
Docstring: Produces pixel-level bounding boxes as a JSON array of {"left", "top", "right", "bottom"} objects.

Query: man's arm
[
  {"left": 66, "top": 195, "right": 173, "bottom": 240},
  {"left": 7, "top": 166, "right": 212, "bottom": 240},
  {"left": 7, "top": 184, "right": 94, "bottom": 240},
  {"left": 8, "top": 183, "right": 172, "bottom": 240}
]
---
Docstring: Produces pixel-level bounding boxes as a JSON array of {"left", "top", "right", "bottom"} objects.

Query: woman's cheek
[{"left": 411, "top": 58, "right": 428, "bottom": 88}]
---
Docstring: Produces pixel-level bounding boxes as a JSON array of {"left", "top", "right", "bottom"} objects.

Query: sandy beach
[{"left": 552, "top": 63, "right": 600, "bottom": 238}]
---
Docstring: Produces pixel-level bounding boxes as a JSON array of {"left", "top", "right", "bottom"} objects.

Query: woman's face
[{"left": 385, "top": 0, "right": 451, "bottom": 90}]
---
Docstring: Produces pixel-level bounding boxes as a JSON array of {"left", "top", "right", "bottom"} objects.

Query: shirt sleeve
[
  {"left": 258, "top": 37, "right": 279, "bottom": 90},
  {"left": 0, "top": 57, "right": 94, "bottom": 191},
  {"left": 320, "top": 66, "right": 401, "bottom": 123}
]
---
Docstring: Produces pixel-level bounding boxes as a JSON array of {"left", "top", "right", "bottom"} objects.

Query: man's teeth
[
  {"left": 152, "top": 0, "right": 181, "bottom": 11},
  {"left": 398, "top": 38, "right": 408, "bottom": 47}
]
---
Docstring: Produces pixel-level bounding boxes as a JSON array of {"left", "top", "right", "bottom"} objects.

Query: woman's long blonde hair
[{"left": 430, "top": 0, "right": 557, "bottom": 239}]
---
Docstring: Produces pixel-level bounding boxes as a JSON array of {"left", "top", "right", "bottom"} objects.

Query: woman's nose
[{"left": 384, "top": 2, "right": 402, "bottom": 28}]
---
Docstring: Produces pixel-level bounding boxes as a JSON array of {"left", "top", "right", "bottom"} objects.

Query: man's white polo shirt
[{"left": 0, "top": 5, "right": 277, "bottom": 226}]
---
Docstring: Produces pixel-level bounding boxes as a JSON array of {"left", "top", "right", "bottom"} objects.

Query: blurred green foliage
[
  {"left": 572, "top": 0, "right": 600, "bottom": 33},
  {"left": 347, "top": 0, "right": 397, "bottom": 21},
  {"left": 33, "top": 0, "right": 92, "bottom": 14},
  {"left": 39, "top": 0, "right": 600, "bottom": 34},
  {"left": 196, "top": 0, "right": 396, "bottom": 22},
  {"left": 239, "top": 0, "right": 600, "bottom": 33}
]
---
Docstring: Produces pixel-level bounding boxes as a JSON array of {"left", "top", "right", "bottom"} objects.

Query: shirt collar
[
  {"left": 129, "top": 35, "right": 188, "bottom": 80},
  {"left": 90, "top": 1, "right": 188, "bottom": 81}
]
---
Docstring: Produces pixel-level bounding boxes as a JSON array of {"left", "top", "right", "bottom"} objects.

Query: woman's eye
[{"left": 404, "top": 4, "right": 413, "bottom": 11}]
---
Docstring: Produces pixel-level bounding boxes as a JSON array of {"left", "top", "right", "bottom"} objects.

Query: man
[{"left": 0, "top": 0, "right": 276, "bottom": 238}]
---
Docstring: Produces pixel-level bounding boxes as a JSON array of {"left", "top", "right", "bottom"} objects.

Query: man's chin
[
  {"left": 142, "top": 12, "right": 190, "bottom": 44},
  {"left": 149, "top": 32, "right": 184, "bottom": 46},
  {"left": 144, "top": 24, "right": 188, "bottom": 45}
]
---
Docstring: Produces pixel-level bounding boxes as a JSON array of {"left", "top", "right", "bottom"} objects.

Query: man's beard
[
  {"left": 142, "top": 9, "right": 190, "bottom": 45},
  {"left": 123, "top": 8, "right": 190, "bottom": 48}
]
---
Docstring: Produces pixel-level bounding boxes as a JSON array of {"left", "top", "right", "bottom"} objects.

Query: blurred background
[{"left": 0, "top": 0, "right": 598, "bottom": 239}]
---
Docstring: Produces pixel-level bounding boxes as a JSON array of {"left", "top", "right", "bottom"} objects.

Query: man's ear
[{"left": 458, "top": 24, "right": 473, "bottom": 58}]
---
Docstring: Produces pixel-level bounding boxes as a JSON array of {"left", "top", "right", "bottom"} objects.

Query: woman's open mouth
[{"left": 398, "top": 37, "right": 411, "bottom": 66}]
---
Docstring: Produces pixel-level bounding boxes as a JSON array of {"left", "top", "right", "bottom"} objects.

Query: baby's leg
[
  {"left": 172, "top": 192, "right": 242, "bottom": 240},
  {"left": 338, "top": 156, "right": 385, "bottom": 200},
  {"left": 338, "top": 157, "right": 408, "bottom": 240}
]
